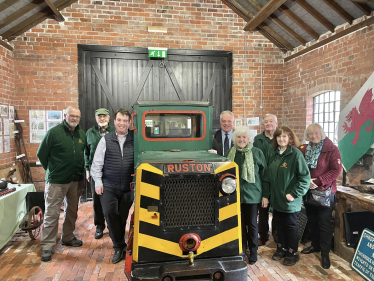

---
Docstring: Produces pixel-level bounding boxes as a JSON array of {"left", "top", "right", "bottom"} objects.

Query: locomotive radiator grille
[{"left": 163, "top": 176, "right": 216, "bottom": 228}]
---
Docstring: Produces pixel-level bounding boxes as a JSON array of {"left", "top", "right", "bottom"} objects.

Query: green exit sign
[{"left": 148, "top": 47, "right": 167, "bottom": 58}]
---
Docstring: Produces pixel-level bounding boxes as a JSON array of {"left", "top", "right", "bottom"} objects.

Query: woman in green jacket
[
  {"left": 225, "top": 126, "right": 270, "bottom": 265},
  {"left": 269, "top": 126, "right": 310, "bottom": 266}
]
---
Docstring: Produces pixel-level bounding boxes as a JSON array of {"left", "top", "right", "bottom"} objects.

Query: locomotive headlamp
[
  {"left": 219, "top": 174, "right": 237, "bottom": 195},
  {"left": 179, "top": 233, "right": 201, "bottom": 252}
]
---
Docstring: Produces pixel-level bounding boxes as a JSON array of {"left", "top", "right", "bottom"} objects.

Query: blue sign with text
[{"left": 351, "top": 228, "right": 374, "bottom": 281}]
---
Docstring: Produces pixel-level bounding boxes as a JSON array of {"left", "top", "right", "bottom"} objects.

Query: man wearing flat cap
[{"left": 85, "top": 108, "right": 115, "bottom": 239}]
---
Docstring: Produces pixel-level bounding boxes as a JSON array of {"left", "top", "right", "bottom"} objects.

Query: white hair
[
  {"left": 220, "top": 110, "right": 234, "bottom": 120},
  {"left": 262, "top": 114, "right": 278, "bottom": 123},
  {"left": 304, "top": 123, "right": 327, "bottom": 141},
  {"left": 232, "top": 126, "right": 253, "bottom": 142},
  {"left": 66, "top": 106, "right": 80, "bottom": 114}
]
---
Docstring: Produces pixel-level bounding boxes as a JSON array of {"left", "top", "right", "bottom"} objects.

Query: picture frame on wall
[
  {"left": 235, "top": 119, "right": 242, "bottom": 128},
  {"left": 9, "top": 106, "right": 14, "bottom": 120},
  {"left": 46, "top": 111, "right": 62, "bottom": 121},
  {"left": 1, "top": 105, "right": 8, "bottom": 117}
]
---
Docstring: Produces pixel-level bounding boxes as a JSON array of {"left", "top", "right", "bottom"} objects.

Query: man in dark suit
[{"left": 212, "top": 111, "right": 234, "bottom": 156}]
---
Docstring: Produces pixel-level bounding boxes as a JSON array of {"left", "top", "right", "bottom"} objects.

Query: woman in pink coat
[{"left": 298, "top": 123, "right": 342, "bottom": 269}]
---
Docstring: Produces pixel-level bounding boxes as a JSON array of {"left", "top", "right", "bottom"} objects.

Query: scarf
[
  {"left": 305, "top": 139, "right": 324, "bottom": 169},
  {"left": 227, "top": 143, "right": 255, "bottom": 183}
]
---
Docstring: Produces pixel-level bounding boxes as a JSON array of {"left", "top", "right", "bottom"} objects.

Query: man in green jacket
[
  {"left": 253, "top": 114, "right": 278, "bottom": 245},
  {"left": 84, "top": 108, "right": 115, "bottom": 239},
  {"left": 37, "top": 106, "right": 87, "bottom": 262}
]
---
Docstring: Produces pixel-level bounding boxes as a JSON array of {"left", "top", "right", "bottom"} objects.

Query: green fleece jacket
[
  {"left": 84, "top": 124, "right": 115, "bottom": 171},
  {"left": 37, "top": 120, "right": 87, "bottom": 184},
  {"left": 225, "top": 146, "right": 270, "bottom": 204},
  {"left": 268, "top": 146, "right": 310, "bottom": 213},
  {"left": 253, "top": 131, "right": 274, "bottom": 165}
]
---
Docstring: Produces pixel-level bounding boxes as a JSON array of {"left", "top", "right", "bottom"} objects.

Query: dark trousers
[
  {"left": 274, "top": 210, "right": 299, "bottom": 251},
  {"left": 258, "top": 204, "right": 277, "bottom": 242},
  {"left": 305, "top": 196, "right": 334, "bottom": 256},
  {"left": 91, "top": 178, "right": 105, "bottom": 230},
  {"left": 241, "top": 203, "right": 259, "bottom": 259},
  {"left": 100, "top": 187, "right": 134, "bottom": 250}
]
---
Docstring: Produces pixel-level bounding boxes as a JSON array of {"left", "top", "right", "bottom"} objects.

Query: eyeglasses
[{"left": 67, "top": 114, "right": 81, "bottom": 119}]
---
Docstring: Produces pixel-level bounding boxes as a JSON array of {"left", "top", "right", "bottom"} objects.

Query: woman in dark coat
[
  {"left": 225, "top": 126, "right": 270, "bottom": 265},
  {"left": 299, "top": 123, "right": 342, "bottom": 269}
]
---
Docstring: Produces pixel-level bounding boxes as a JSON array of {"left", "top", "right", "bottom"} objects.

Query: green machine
[{"left": 125, "top": 101, "right": 247, "bottom": 281}]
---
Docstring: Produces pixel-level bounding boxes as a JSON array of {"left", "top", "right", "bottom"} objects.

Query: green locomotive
[{"left": 125, "top": 101, "right": 247, "bottom": 281}]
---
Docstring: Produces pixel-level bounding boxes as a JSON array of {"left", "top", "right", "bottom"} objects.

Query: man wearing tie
[{"left": 212, "top": 111, "right": 234, "bottom": 156}]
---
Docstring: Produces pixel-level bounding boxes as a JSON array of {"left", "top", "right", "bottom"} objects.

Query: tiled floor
[{"left": 0, "top": 202, "right": 363, "bottom": 281}]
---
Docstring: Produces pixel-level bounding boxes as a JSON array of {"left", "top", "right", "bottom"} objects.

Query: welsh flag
[{"left": 338, "top": 71, "right": 374, "bottom": 171}]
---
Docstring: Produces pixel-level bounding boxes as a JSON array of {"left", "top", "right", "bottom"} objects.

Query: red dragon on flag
[{"left": 342, "top": 88, "right": 374, "bottom": 145}]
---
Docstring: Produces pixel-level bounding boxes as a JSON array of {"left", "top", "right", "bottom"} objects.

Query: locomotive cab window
[{"left": 143, "top": 111, "right": 204, "bottom": 140}]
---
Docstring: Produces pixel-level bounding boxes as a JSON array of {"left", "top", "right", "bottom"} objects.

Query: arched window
[{"left": 313, "top": 91, "right": 340, "bottom": 143}]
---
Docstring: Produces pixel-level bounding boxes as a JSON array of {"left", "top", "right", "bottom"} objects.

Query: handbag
[{"left": 305, "top": 185, "right": 332, "bottom": 208}]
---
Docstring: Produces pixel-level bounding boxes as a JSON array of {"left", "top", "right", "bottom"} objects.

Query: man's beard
[
  {"left": 67, "top": 121, "right": 78, "bottom": 128},
  {"left": 98, "top": 122, "right": 108, "bottom": 128}
]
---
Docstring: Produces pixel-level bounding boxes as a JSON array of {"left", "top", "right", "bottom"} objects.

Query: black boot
[
  {"left": 283, "top": 248, "right": 300, "bottom": 266},
  {"left": 272, "top": 243, "right": 286, "bottom": 261},
  {"left": 321, "top": 254, "right": 331, "bottom": 269}
]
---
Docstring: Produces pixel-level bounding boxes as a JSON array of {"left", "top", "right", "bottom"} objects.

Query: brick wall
[
  {"left": 0, "top": 45, "right": 16, "bottom": 169},
  {"left": 7, "top": 0, "right": 284, "bottom": 183},
  {"left": 284, "top": 23, "right": 374, "bottom": 142}
]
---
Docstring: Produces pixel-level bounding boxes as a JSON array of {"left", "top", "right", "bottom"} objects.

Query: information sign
[{"left": 351, "top": 228, "right": 374, "bottom": 280}]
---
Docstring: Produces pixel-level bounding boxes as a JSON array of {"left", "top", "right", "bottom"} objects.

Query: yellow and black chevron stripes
[
  {"left": 133, "top": 164, "right": 163, "bottom": 262},
  {"left": 136, "top": 227, "right": 240, "bottom": 258},
  {"left": 133, "top": 161, "right": 242, "bottom": 263}
]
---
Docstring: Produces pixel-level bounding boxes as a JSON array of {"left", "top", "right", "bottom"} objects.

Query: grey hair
[
  {"left": 220, "top": 110, "right": 234, "bottom": 120},
  {"left": 262, "top": 114, "right": 277, "bottom": 123},
  {"left": 304, "top": 123, "right": 327, "bottom": 141},
  {"left": 66, "top": 106, "right": 80, "bottom": 114},
  {"left": 232, "top": 126, "right": 253, "bottom": 143}
]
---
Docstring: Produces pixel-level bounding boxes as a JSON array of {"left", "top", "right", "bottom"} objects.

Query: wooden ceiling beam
[
  {"left": 278, "top": 4, "right": 320, "bottom": 39},
  {"left": 296, "top": 0, "right": 336, "bottom": 32},
  {"left": 0, "top": 0, "right": 21, "bottom": 13},
  {"left": 257, "top": 28, "right": 289, "bottom": 50},
  {"left": 269, "top": 15, "right": 307, "bottom": 45},
  {"left": 322, "top": 0, "right": 354, "bottom": 24},
  {"left": 285, "top": 15, "right": 374, "bottom": 62},
  {"left": 222, "top": 0, "right": 288, "bottom": 52},
  {"left": 244, "top": 0, "right": 287, "bottom": 31},
  {"left": 245, "top": 0, "right": 307, "bottom": 47},
  {"left": 351, "top": 1, "right": 372, "bottom": 16},
  {"left": 0, "top": 38, "right": 13, "bottom": 51},
  {"left": 0, "top": 0, "right": 44, "bottom": 30},
  {"left": 259, "top": 23, "right": 294, "bottom": 50},
  {"left": 3, "top": 0, "right": 77, "bottom": 40},
  {"left": 44, "top": 0, "right": 65, "bottom": 22}
]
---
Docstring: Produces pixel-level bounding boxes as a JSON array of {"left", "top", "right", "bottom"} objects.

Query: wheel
[{"left": 27, "top": 206, "right": 44, "bottom": 240}]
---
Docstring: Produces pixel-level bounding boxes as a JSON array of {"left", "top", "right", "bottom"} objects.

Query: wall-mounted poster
[
  {"left": 9, "top": 106, "right": 14, "bottom": 120},
  {"left": 0, "top": 105, "right": 8, "bottom": 117},
  {"left": 47, "top": 110, "right": 62, "bottom": 121},
  {"left": 9, "top": 123, "right": 14, "bottom": 138},
  {"left": 29, "top": 110, "right": 46, "bottom": 143},
  {"left": 235, "top": 119, "right": 242, "bottom": 128},
  {"left": 47, "top": 122, "right": 60, "bottom": 131},
  {"left": 247, "top": 117, "right": 259, "bottom": 126},
  {"left": 3, "top": 119, "right": 9, "bottom": 135},
  {"left": 4, "top": 136, "right": 10, "bottom": 153}
]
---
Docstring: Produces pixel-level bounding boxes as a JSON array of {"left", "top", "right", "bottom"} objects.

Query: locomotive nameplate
[{"left": 163, "top": 163, "right": 213, "bottom": 174}]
